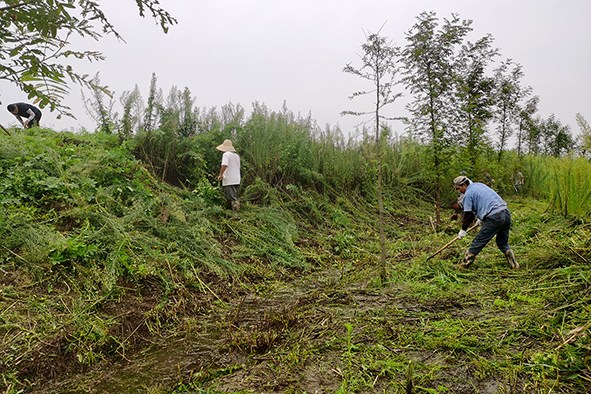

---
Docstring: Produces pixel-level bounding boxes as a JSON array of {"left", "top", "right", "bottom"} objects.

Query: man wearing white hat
[
  {"left": 217, "top": 139, "right": 241, "bottom": 210},
  {"left": 453, "top": 175, "right": 519, "bottom": 270}
]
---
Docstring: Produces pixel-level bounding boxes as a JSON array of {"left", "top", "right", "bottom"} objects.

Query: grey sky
[{"left": 2, "top": 0, "right": 590, "bottom": 140}]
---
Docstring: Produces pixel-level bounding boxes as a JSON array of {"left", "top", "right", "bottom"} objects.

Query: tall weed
[{"left": 525, "top": 154, "right": 591, "bottom": 217}]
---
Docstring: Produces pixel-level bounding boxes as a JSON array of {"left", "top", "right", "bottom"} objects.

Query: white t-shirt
[{"left": 221, "top": 151, "right": 241, "bottom": 186}]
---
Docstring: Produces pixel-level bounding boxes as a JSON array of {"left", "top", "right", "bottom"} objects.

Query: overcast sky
[{"left": 1, "top": 0, "right": 590, "bottom": 140}]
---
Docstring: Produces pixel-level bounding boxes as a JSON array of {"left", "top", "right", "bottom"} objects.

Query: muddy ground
[{"left": 23, "top": 259, "right": 540, "bottom": 394}]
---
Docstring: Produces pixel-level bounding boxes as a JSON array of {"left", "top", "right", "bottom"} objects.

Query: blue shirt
[{"left": 463, "top": 182, "right": 508, "bottom": 220}]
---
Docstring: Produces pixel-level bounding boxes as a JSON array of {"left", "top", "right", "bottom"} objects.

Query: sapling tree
[
  {"left": 119, "top": 84, "right": 143, "bottom": 141},
  {"left": 160, "top": 85, "right": 182, "bottom": 133},
  {"left": 143, "top": 72, "right": 163, "bottom": 133},
  {"left": 402, "top": 11, "right": 472, "bottom": 224},
  {"left": 178, "top": 87, "right": 197, "bottom": 137},
  {"left": 526, "top": 116, "right": 543, "bottom": 155},
  {"left": 81, "top": 72, "right": 116, "bottom": 134},
  {"left": 516, "top": 95, "right": 539, "bottom": 156},
  {"left": 0, "top": 0, "right": 176, "bottom": 117},
  {"left": 342, "top": 29, "right": 402, "bottom": 281}
]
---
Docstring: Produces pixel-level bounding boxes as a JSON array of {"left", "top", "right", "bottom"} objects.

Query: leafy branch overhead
[{"left": 0, "top": 0, "right": 176, "bottom": 117}]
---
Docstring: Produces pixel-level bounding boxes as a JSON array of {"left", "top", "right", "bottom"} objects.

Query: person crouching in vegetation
[
  {"left": 217, "top": 139, "right": 241, "bottom": 210},
  {"left": 7, "top": 102, "right": 42, "bottom": 129},
  {"left": 454, "top": 176, "right": 519, "bottom": 270},
  {"left": 450, "top": 176, "right": 472, "bottom": 221}
]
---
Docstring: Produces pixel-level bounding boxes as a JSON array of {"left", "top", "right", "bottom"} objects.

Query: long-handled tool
[
  {"left": 426, "top": 223, "right": 479, "bottom": 262},
  {"left": 0, "top": 123, "right": 10, "bottom": 136}
]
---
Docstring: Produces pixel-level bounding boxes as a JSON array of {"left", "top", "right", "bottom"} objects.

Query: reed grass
[{"left": 523, "top": 154, "right": 591, "bottom": 217}]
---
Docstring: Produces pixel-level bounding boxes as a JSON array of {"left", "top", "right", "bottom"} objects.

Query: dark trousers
[
  {"left": 223, "top": 184, "right": 238, "bottom": 202},
  {"left": 469, "top": 210, "right": 511, "bottom": 255}
]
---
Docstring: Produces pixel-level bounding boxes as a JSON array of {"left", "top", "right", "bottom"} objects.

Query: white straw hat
[{"left": 216, "top": 139, "right": 236, "bottom": 152}]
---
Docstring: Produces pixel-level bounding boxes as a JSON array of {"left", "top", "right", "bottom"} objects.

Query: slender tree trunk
[
  {"left": 429, "top": 85, "right": 441, "bottom": 225},
  {"left": 376, "top": 82, "right": 387, "bottom": 282},
  {"left": 498, "top": 106, "right": 508, "bottom": 163}
]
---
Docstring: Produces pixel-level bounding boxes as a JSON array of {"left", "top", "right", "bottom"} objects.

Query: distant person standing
[
  {"left": 7, "top": 103, "right": 42, "bottom": 129},
  {"left": 510, "top": 170, "right": 525, "bottom": 194},
  {"left": 217, "top": 139, "right": 241, "bottom": 210}
]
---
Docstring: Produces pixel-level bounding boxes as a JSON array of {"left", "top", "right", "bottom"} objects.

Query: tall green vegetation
[
  {"left": 342, "top": 30, "right": 402, "bottom": 282},
  {"left": 523, "top": 154, "right": 591, "bottom": 217}
]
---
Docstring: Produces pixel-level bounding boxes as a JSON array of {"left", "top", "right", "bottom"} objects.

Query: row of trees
[{"left": 403, "top": 12, "right": 575, "bottom": 163}]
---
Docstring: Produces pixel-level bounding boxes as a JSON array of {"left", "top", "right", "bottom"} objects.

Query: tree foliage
[
  {"left": 402, "top": 11, "right": 472, "bottom": 224},
  {"left": 541, "top": 114, "right": 574, "bottom": 157},
  {"left": 119, "top": 84, "right": 143, "bottom": 141},
  {"left": 516, "top": 95, "right": 539, "bottom": 156},
  {"left": 454, "top": 34, "right": 498, "bottom": 170},
  {"left": 0, "top": 0, "right": 176, "bottom": 117},
  {"left": 492, "top": 59, "right": 531, "bottom": 162},
  {"left": 81, "top": 72, "right": 116, "bottom": 134}
]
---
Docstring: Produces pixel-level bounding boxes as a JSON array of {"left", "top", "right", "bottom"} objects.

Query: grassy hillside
[{"left": 1, "top": 127, "right": 590, "bottom": 393}]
